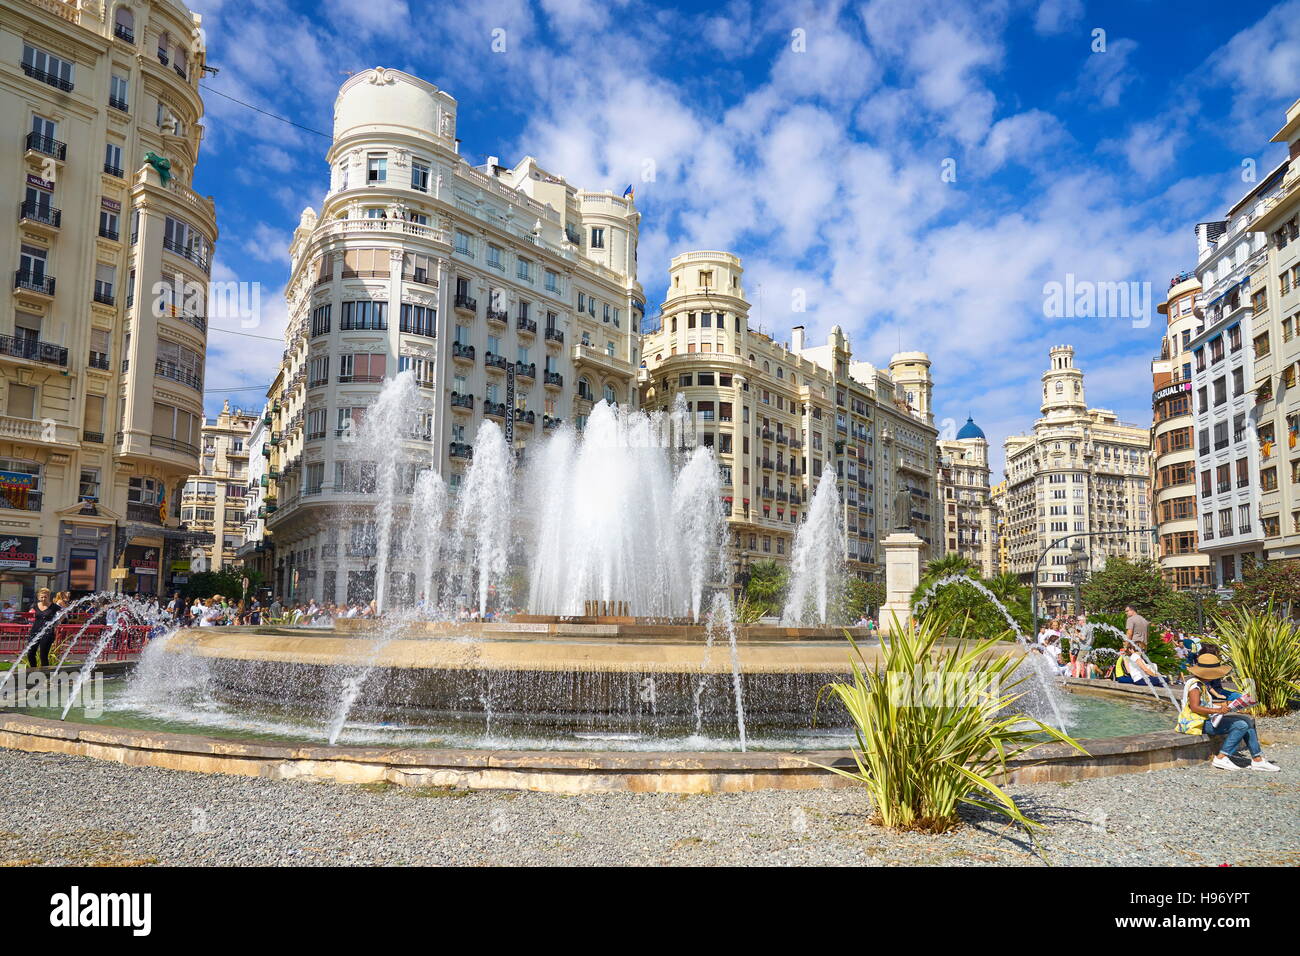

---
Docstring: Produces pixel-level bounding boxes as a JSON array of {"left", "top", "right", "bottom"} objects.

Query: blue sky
[{"left": 189, "top": 0, "right": 1299, "bottom": 477}]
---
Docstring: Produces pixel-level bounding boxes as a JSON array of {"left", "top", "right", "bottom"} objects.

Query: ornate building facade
[
  {"left": 1, "top": 0, "right": 216, "bottom": 600},
  {"left": 1003, "top": 346, "right": 1153, "bottom": 615},
  {"left": 937, "top": 417, "right": 996, "bottom": 577},
  {"left": 255, "top": 68, "right": 643, "bottom": 604}
]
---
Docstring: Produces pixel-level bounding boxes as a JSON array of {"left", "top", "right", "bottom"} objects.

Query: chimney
[{"left": 791, "top": 325, "right": 805, "bottom": 353}]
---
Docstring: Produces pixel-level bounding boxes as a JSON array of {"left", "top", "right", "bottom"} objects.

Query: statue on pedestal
[{"left": 893, "top": 487, "right": 912, "bottom": 532}]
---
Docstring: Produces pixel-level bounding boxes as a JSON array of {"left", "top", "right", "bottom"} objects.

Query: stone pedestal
[{"left": 880, "top": 532, "right": 925, "bottom": 635}]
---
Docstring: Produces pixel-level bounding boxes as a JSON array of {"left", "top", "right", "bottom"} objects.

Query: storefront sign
[
  {"left": 0, "top": 536, "right": 37, "bottom": 570},
  {"left": 26, "top": 174, "right": 55, "bottom": 190},
  {"left": 125, "top": 546, "right": 159, "bottom": 574},
  {"left": 100, "top": 197, "right": 121, "bottom": 213},
  {"left": 1152, "top": 381, "right": 1192, "bottom": 404}
]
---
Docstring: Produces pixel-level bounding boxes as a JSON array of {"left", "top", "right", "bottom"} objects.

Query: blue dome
[{"left": 955, "top": 416, "right": 985, "bottom": 441}]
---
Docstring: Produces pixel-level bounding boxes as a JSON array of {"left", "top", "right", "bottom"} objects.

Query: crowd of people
[{"left": 1032, "top": 605, "right": 1202, "bottom": 686}]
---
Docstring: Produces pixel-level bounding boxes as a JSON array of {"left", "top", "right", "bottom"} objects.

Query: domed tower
[
  {"left": 1041, "top": 345, "right": 1087, "bottom": 419},
  {"left": 954, "top": 416, "right": 988, "bottom": 466},
  {"left": 889, "top": 351, "right": 934, "bottom": 426}
]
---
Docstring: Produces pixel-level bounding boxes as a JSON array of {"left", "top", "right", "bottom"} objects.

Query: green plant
[
  {"left": 1230, "top": 560, "right": 1300, "bottom": 616},
  {"left": 742, "top": 560, "right": 787, "bottom": 618},
  {"left": 1212, "top": 604, "right": 1300, "bottom": 716},
  {"left": 731, "top": 594, "right": 766, "bottom": 626},
  {"left": 814, "top": 614, "right": 1084, "bottom": 833}
]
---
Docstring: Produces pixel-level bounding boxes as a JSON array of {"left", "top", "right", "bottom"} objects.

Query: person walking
[{"left": 24, "top": 588, "right": 59, "bottom": 668}]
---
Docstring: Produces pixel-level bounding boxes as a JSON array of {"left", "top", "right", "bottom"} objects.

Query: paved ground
[{"left": 0, "top": 728, "right": 1295, "bottom": 866}]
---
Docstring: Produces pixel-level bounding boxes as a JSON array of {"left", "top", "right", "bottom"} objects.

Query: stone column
[{"left": 880, "top": 531, "right": 924, "bottom": 635}]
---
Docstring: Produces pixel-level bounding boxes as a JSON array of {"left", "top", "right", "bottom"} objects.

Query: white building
[
  {"left": 1189, "top": 166, "right": 1288, "bottom": 584},
  {"left": 258, "top": 68, "right": 644, "bottom": 604}
]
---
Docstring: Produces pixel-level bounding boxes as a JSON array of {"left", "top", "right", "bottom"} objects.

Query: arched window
[
  {"left": 157, "top": 31, "right": 170, "bottom": 65},
  {"left": 174, "top": 46, "right": 188, "bottom": 79},
  {"left": 604, "top": 383, "right": 618, "bottom": 405},
  {"left": 1055, "top": 382, "right": 1064, "bottom": 394},
  {"left": 113, "top": 6, "right": 135, "bottom": 42},
  {"left": 776, "top": 367, "right": 784, "bottom": 379},
  {"left": 578, "top": 377, "right": 593, "bottom": 401}
]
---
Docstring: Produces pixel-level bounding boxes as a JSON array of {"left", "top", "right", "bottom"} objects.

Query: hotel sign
[
  {"left": 1153, "top": 381, "right": 1191, "bottom": 405},
  {"left": 0, "top": 536, "right": 37, "bottom": 570}
]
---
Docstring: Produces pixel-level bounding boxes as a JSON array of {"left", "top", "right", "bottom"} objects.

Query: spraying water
[
  {"left": 783, "top": 472, "right": 843, "bottom": 626},
  {"left": 354, "top": 371, "right": 427, "bottom": 613},
  {"left": 912, "top": 574, "right": 1069, "bottom": 729},
  {"left": 454, "top": 420, "right": 514, "bottom": 617},
  {"left": 526, "top": 401, "right": 721, "bottom": 620}
]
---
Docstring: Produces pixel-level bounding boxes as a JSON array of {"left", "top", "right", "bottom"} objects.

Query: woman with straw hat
[{"left": 1177, "top": 651, "right": 1279, "bottom": 772}]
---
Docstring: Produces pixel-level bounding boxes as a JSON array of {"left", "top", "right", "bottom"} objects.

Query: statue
[
  {"left": 893, "top": 486, "right": 912, "bottom": 532},
  {"left": 144, "top": 151, "right": 171, "bottom": 186}
]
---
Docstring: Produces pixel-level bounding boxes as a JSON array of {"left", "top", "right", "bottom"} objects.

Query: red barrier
[{"left": 0, "top": 622, "right": 152, "bottom": 662}]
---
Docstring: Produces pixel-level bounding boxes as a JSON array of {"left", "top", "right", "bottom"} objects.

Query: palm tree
[
  {"left": 744, "top": 560, "right": 787, "bottom": 618},
  {"left": 920, "top": 553, "right": 977, "bottom": 584}
]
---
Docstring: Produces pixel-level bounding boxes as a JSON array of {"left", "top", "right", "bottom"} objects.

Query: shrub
[
  {"left": 815, "top": 613, "right": 1084, "bottom": 833},
  {"left": 1212, "top": 605, "right": 1300, "bottom": 716}
]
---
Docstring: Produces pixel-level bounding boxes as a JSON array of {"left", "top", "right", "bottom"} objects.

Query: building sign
[
  {"left": 125, "top": 546, "right": 159, "bottom": 574},
  {"left": 0, "top": 536, "right": 37, "bottom": 570},
  {"left": 505, "top": 365, "right": 516, "bottom": 445},
  {"left": 100, "top": 197, "right": 121, "bottom": 213},
  {"left": 26, "top": 173, "right": 55, "bottom": 190},
  {"left": 1152, "top": 381, "right": 1192, "bottom": 404}
]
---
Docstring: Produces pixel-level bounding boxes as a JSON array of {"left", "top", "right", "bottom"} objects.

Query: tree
[
  {"left": 182, "top": 566, "right": 262, "bottom": 604},
  {"left": 1080, "top": 557, "right": 1198, "bottom": 630},
  {"left": 1231, "top": 560, "right": 1300, "bottom": 616},
  {"left": 743, "top": 561, "right": 787, "bottom": 618},
  {"left": 910, "top": 561, "right": 1029, "bottom": 639},
  {"left": 838, "top": 578, "right": 885, "bottom": 622}
]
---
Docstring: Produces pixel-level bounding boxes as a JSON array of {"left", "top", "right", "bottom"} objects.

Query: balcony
[
  {"left": 103, "top": 163, "right": 124, "bottom": 178},
  {"left": 21, "top": 62, "right": 73, "bottom": 93},
  {"left": 484, "top": 351, "right": 510, "bottom": 371},
  {"left": 516, "top": 317, "right": 537, "bottom": 336},
  {"left": 19, "top": 200, "right": 60, "bottom": 229},
  {"left": 0, "top": 414, "right": 76, "bottom": 447},
  {"left": 0, "top": 334, "right": 67, "bottom": 367},
  {"left": 514, "top": 408, "right": 536, "bottom": 427},
  {"left": 99, "top": 225, "right": 120, "bottom": 241},
  {"left": 337, "top": 373, "right": 384, "bottom": 384},
  {"left": 449, "top": 441, "right": 473, "bottom": 460},
  {"left": 545, "top": 327, "right": 564, "bottom": 345},
  {"left": 25, "top": 132, "right": 66, "bottom": 161},
  {"left": 114, "top": 23, "right": 134, "bottom": 43},
  {"left": 93, "top": 289, "right": 115, "bottom": 306},
  {"left": 450, "top": 392, "right": 474, "bottom": 411},
  {"left": 571, "top": 344, "right": 632, "bottom": 377},
  {"left": 162, "top": 235, "right": 210, "bottom": 274},
  {"left": 127, "top": 502, "right": 162, "bottom": 523},
  {"left": 486, "top": 308, "right": 508, "bottom": 326},
  {"left": 109, "top": 96, "right": 129, "bottom": 113},
  {"left": 515, "top": 361, "right": 535, "bottom": 380},
  {"left": 454, "top": 293, "right": 477, "bottom": 313},
  {"left": 452, "top": 342, "right": 475, "bottom": 363},
  {"left": 544, "top": 371, "right": 563, "bottom": 388},
  {"left": 483, "top": 400, "right": 507, "bottom": 420},
  {"left": 150, "top": 434, "right": 199, "bottom": 458},
  {"left": 154, "top": 360, "right": 203, "bottom": 391},
  {"left": 543, "top": 415, "right": 562, "bottom": 430}
]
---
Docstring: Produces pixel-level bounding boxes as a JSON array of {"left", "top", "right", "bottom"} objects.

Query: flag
[
  {"left": 158, "top": 483, "right": 167, "bottom": 522},
  {"left": 622, "top": 184, "right": 634, "bottom": 201}
]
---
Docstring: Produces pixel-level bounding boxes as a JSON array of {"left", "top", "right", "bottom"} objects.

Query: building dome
[{"left": 955, "top": 416, "right": 985, "bottom": 441}]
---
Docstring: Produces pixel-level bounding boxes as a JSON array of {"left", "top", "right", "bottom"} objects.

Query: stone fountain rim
[{"left": 0, "top": 681, "right": 1204, "bottom": 792}]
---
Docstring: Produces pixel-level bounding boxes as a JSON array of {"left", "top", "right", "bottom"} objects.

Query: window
[
  {"left": 7, "top": 384, "right": 36, "bottom": 420},
  {"left": 367, "top": 155, "right": 387, "bottom": 183},
  {"left": 308, "top": 355, "right": 329, "bottom": 386},
  {"left": 22, "top": 44, "right": 74, "bottom": 91},
  {"left": 311, "top": 304, "right": 331, "bottom": 336},
  {"left": 487, "top": 245, "right": 503, "bottom": 270},
  {"left": 590, "top": 227, "right": 605, "bottom": 249},
  {"left": 517, "top": 257, "right": 533, "bottom": 282},
  {"left": 400, "top": 303, "right": 436, "bottom": 337},
  {"left": 338, "top": 353, "right": 386, "bottom": 383},
  {"left": 109, "top": 74, "right": 129, "bottom": 111},
  {"left": 340, "top": 300, "right": 388, "bottom": 330},
  {"left": 545, "top": 269, "right": 560, "bottom": 293},
  {"left": 411, "top": 160, "right": 430, "bottom": 191},
  {"left": 454, "top": 231, "right": 472, "bottom": 256}
]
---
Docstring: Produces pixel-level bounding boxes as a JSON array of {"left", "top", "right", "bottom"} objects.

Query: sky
[{"left": 188, "top": 0, "right": 1300, "bottom": 478}]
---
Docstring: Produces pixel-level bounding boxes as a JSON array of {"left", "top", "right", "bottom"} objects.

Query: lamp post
[{"left": 1030, "top": 527, "right": 1157, "bottom": 635}]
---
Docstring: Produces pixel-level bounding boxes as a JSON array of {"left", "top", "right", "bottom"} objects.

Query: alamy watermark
[
  {"left": 151, "top": 273, "right": 262, "bottom": 328},
  {"left": 0, "top": 671, "right": 103, "bottom": 718},
  {"left": 1042, "top": 274, "right": 1152, "bottom": 329}
]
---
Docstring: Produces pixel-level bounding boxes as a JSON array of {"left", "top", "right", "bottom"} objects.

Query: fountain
[{"left": 783, "top": 471, "right": 842, "bottom": 627}]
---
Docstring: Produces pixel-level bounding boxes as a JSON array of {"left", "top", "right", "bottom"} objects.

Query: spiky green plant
[
  {"left": 1212, "top": 604, "right": 1300, "bottom": 716},
  {"left": 815, "top": 613, "right": 1084, "bottom": 833}
]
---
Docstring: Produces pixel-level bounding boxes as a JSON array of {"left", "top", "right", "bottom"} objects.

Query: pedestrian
[{"left": 25, "top": 587, "right": 59, "bottom": 668}]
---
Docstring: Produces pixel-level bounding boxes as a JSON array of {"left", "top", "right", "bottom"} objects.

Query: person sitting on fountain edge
[
  {"left": 1116, "top": 639, "right": 1164, "bottom": 687},
  {"left": 1176, "top": 651, "right": 1278, "bottom": 772}
]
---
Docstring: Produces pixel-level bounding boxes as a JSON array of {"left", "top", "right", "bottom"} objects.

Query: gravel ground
[{"left": 0, "top": 741, "right": 1295, "bottom": 866}]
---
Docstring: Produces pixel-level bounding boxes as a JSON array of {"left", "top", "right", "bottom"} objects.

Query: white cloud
[
  {"left": 1032, "top": 0, "right": 1083, "bottom": 36},
  {"left": 1074, "top": 37, "right": 1139, "bottom": 108}
]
